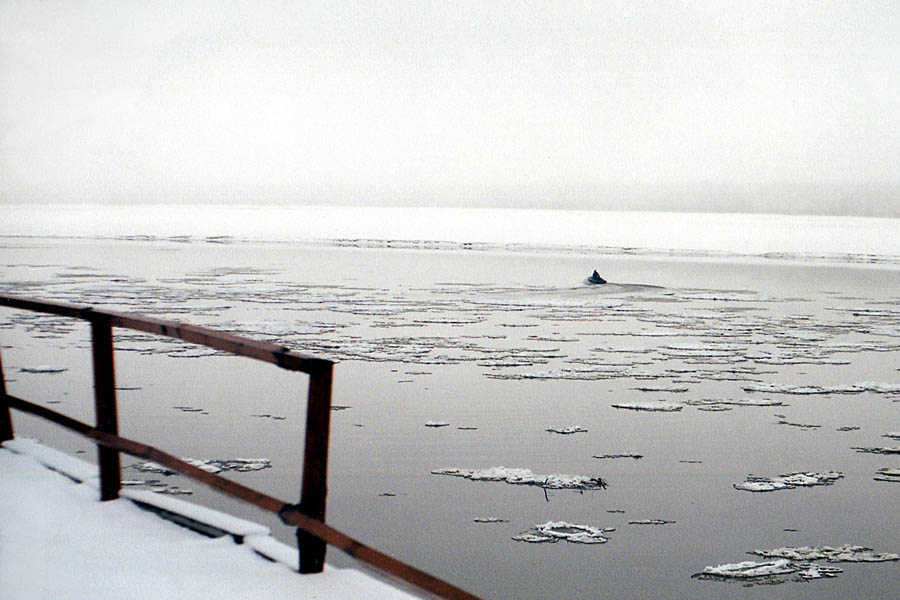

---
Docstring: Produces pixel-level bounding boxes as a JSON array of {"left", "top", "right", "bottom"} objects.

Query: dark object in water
[{"left": 588, "top": 270, "right": 607, "bottom": 284}]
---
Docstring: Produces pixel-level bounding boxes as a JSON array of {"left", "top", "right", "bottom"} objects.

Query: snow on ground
[{"left": 0, "top": 439, "right": 421, "bottom": 600}]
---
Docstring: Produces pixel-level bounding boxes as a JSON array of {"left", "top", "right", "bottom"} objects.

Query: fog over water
[{"left": 2, "top": 2, "right": 899, "bottom": 216}]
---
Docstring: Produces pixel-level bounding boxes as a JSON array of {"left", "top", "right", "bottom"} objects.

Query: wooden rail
[{"left": 0, "top": 294, "right": 481, "bottom": 600}]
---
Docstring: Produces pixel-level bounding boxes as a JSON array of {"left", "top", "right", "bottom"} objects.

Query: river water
[{"left": 1, "top": 205, "right": 898, "bottom": 598}]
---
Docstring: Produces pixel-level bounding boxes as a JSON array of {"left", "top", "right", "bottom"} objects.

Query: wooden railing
[{"left": 0, "top": 294, "right": 480, "bottom": 600}]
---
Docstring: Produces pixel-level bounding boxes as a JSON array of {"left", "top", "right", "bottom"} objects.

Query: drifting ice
[
  {"left": 734, "top": 471, "right": 842, "bottom": 492},
  {"left": 852, "top": 446, "right": 900, "bottom": 455},
  {"left": 512, "top": 521, "right": 613, "bottom": 544},
  {"left": 874, "top": 468, "right": 900, "bottom": 483},
  {"left": 546, "top": 426, "right": 587, "bottom": 435},
  {"left": 611, "top": 402, "right": 681, "bottom": 412},
  {"left": 696, "top": 544, "right": 898, "bottom": 585},
  {"left": 697, "top": 559, "right": 798, "bottom": 578},
  {"left": 431, "top": 467, "right": 606, "bottom": 490},
  {"left": 684, "top": 397, "right": 783, "bottom": 407},
  {"left": 750, "top": 545, "right": 899, "bottom": 563},
  {"left": 18, "top": 365, "right": 68, "bottom": 374},
  {"left": 694, "top": 559, "right": 843, "bottom": 582},
  {"left": 743, "top": 381, "right": 900, "bottom": 395},
  {"left": 131, "top": 458, "right": 271, "bottom": 475}
]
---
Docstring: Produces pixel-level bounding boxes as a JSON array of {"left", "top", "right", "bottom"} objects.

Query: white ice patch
[
  {"left": 698, "top": 559, "right": 798, "bottom": 578},
  {"left": 611, "top": 402, "right": 682, "bottom": 412},
  {"left": 633, "top": 385, "right": 689, "bottom": 393},
  {"left": 685, "top": 397, "right": 783, "bottom": 407},
  {"left": 485, "top": 368, "right": 617, "bottom": 381},
  {"left": 694, "top": 559, "right": 844, "bottom": 583},
  {"left": 18, "top": 365, "right": 68, "bottom": 374},
  {"left": 546, "top": 426, "right": 587, "bottom": 435},
  {"left": 184, "top": 459, "right": 271, "bottom": 474},
  {"left": 874, "top": 468, "right": 900, "bottom": 483},
  {"left": 734, "top": 471, "right": 842, "bottom": 492},
  {"left": 750, "top": 545, "right": 900, "bottom": 563},
  {"left": 512, "top": 521, "right": 612, "bottom": 544},
  {"left": 852, "top": 446, "right": 900, "bottom": 455},
  {"left": 431, "top": 467, "right": 607, "bottom": 490},
  {"left": 130, "top": 458, "right": 271, "bottom": 475},
  {"left": 743, "top": 381, "right": 900, "bottom": 395},
  {"left": 628, "top": 519, "right": 675, "bottom": 525}
]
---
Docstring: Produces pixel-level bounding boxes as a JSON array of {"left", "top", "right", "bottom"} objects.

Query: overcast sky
[{"left": 1, "top": 1, "right": 898, "bottom": 215}]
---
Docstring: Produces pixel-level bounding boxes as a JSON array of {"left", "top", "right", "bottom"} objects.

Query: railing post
[
  {"left": 297, "top": 362, "right": 334, "bottom": 573},
  {"left": 90, "top": 315, "right": 121, "bottom": 501},
  {"left": 0, "top": 351, "right": 13, "bottom": 442}
]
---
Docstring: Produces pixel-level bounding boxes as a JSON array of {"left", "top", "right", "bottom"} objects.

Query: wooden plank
[
  {"left": 5, "top": 394, "right": 93, "bottom": 435},
  {"left": 90, "top": 317, "right": 121, "bottom": 501},
  {"left": 0, "top": 294, "right": 87, "bottom": 319},
  {"left": 297, "top": 364, "right": 334, "bottom": 573},
  {"left": 0, "top": 351, "right": 13, "bottom": 442}
]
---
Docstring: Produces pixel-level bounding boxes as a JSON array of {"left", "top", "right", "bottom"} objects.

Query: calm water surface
[{"left": 2, "top": 237, "right": 899, "bottom": 599}]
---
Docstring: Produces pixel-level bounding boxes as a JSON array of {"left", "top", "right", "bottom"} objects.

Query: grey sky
[{"left": 2, "top": 1, "right": 898, "bottom": 215}]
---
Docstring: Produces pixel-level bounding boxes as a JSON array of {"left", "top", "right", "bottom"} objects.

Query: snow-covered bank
[{"left": 0, "top": 438, "right": 421, "bottom": 599}]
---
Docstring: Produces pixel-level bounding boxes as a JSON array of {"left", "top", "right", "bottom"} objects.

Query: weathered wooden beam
[
  {"left": 90, "top": 316, "right": 121, "bottom": 501},
  {"left": 0, "top": 294, "right": 86, "bottom": 319},
  {"left": 0, "top": 351, "right": 13, "bottom": 442},
  {"left": 297, "top": 363, "right": 334, "bottom": 573}
]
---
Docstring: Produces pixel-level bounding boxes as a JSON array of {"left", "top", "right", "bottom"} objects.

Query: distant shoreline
[{"left": 2, "top": 204, "right": 899, "bottom": 270}]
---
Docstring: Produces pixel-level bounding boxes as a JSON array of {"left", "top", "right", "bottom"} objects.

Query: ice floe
[
  {"left": 546, "top": 426, "right": 587, "bottom": 435},
  {"left": 593, "top": 453, "right": 642, "bottom": 460},
  {"left": 184, "top": 459, "right": 271, "bottom": 473},
  {"left": 750, "top": 545, "right": 899, "bottom": 563},
  {"left": 129, "top": 461, "right": 177, "bottom": 476},
  {"left": 250, "top": 413, "right": 285, "bottom": 421},
  {"left": 633, "top": 385, "right": 689, "bottom": 393},
  {"left": 774, "top": 419, "right": 821, "bottom": 430},
  {"left": 684, "top": 397, "right": 783, "bottom": 408},
  {"left": 611, "top": 402, "right": 682, "bottom": 412},
  {"left": 696, "top": 559, "right": 798, "bottom": 579},
  {"left": 512, "top": 521, "right": 613, "bottom": 544},
  {"left": 883, "top": 431, "right": 900, "bottom": 439},
  {"left": 693, "top": 559, "right": 843, "bottom": 582},
  {"left": 431, "top": 467, "right": 607, "bottom": 490},
  {"left": 473, "top": 517, "right": 507, "bottom": 523},
  {"left": 733, "top": 471, "right": 842, "bottom": 492},
  {"left": 130, "top": 458, "right": 271, "bottom": 475},
  {"left": 485, "top": 368, "right": 617, "bottom": 381},
  {"left": 743, "top": 381, "right": 900, "bottom": 395},
  {"left": 18, "top": 365, "right": 68, "bottom": 374},
  {"left": 628, "top": 519, "right": 674, "bottom": 525},
  {"left": 424, "top": 421, "right": 450, "bottom": 428},
  {"left": 874, "top": 468, "right": 900, "bottom": 483},
  {"left": 852, "top": 446, "right": 900, "bottom": 455}
]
